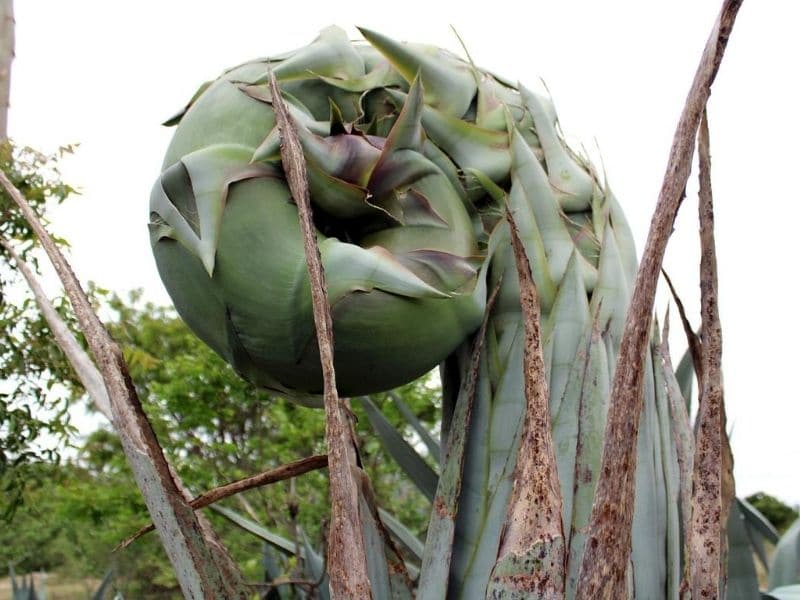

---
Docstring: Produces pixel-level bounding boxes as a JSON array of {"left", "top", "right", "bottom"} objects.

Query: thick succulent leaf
[
  {"left": 385, "top": 88, "right": 511, "bottom": 183},
  {"left": 305, "top": 164, "right": 374, "bottom": 219},
  {"left": 560, "top": 321, "right": 610, "bottom": 597},
  {"left": 509, "top": 126, "right": 595, "bottom": 295},
  {"left": 162, "top": 80, "right": 213, "bottom": 126},
  {"left": 606, "top": 187, "right": 639, "bottom": 285},
  {"left": 727, "top": 500, "right": 762, "bottom": 600},
  {"left": 770, "top": 519, "right": 800, "bottom": 590},
  {"left": 378, "top": 506, "right": 425, "bottom": 562},
  {"left": 368, "top": 78, "right": 439, "bottom": 198},
  {"left": 417, "top": 276, "right": 494, "bottom": 598},
  {"left": 588, "top": 219, "right": 630, "bottom": 344},
  {"left": 319, "top": 59, "right": 406, "bottom": 92},
  {"left": 359, "top": 492, "right": 395, "bottom": 600},
  {"left": 675, "top": 347, "right": 696, "bottom": 413},
  {"left": 92, "top": 569, "right": 116, "bottom": 600},
  {"left": 262, "top": 544, "right": 289, "bottom": 600},
  {"left": 210, "top": 504, "right": 301, "bottom": 558},
  {"left": 765, "top": 586, "right": 800, "bottom": 600},
  {"left": 273, "top": 25, "right": 365, "bottom": 82},
  {"left": 739, "top": 497, "right": 781, "bottom": 571},
  {"left": 519, "top": 84, "right": 593, "bottom": 212},
  {"left": 450, "top": 323, "right": 524, "bottom": 598},
  {"left": 358, "top": 396, "right": 438, "bottom": 501},
  {"left": 652, "top": 334, "right": 683, "bottom": 600},
  {"left": 357, "top": 488, "right": 415, "bottom": 599},
  {"left": 162, "top": 76, "right": 277, "bottom": 168},
  {"left": 300, "top": 530, "right": 331, "bottom": 600},
  {"left": 388, "top": 390, "right": 441, "bottom": 463},
  {"left": 544, "top": 252, "right": 591, "bottom": 420},
  {"left": 358, "top": 27, "right": 476, "bottom": 117},
  {"left": 151, "top": 144, "right": 276, "bottom": 275}
]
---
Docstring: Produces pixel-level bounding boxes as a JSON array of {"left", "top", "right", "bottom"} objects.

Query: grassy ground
[{"left": 0, "top": 573, "right": 101, "bottom": 600}]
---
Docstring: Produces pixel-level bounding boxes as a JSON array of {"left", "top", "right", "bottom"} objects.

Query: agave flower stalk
[{"left": 149, "top": 24, "right": 738, "bottom": 598}]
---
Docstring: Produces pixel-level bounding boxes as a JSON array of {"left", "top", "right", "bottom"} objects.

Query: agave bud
[{"left": 149, "top": 26, "right": 488, "bottom": 398}]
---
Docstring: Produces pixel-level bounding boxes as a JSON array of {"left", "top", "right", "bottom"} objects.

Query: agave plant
[{"left": 148, "top": 24, "right": 734, "bottom": 598}]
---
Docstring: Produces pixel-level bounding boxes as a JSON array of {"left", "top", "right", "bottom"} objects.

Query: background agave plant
[{"left": 147, "top": 25, "right": 703, "bottom": 598}]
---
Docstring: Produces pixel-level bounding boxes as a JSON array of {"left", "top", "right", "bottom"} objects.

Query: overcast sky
[{"left": 8, "top": 1, "right": 799, "bottom": 504}]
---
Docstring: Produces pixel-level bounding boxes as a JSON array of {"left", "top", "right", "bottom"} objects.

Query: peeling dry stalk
[
  {"left": 575, "top": 1, "right": 743, "bottom": 596},
  {"left": 487, "top": 206, "right": 565, "bottom": 597},
  {"left": 689, "top": 110, "right": 726, "bottom": 600},
  {"left": 0, "top": 169, "right": 249, "bottom": 599},
  {"left": 268, "top": 70, "right": 371, "bottom": 599}
]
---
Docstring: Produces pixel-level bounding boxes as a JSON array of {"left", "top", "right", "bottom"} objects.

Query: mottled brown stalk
[
  {"left": 689, "top": 110, "right": 726, "bottom": 600},
  {"left": 268, "top": 70, "right": 371, "bottom": 599},
  {"left": 575, "top": 2, "right": 743, "bottom": 597},
  {"left": 0, "top": 170, "right": 248, "bottom": 599},
  {"left": 118, "top": 454, "right": 329, "bottom": 549},
  {"left": 487, "top": 206, "right": 565, "bottom": 598}
]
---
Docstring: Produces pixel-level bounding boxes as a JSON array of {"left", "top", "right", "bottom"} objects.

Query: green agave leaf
[
  {"left": 629, "top": 343, "right": 670, "bottom": 599},
  {"left": 652, "top": 332, "right": 682, "bottom": 600},
  {"left": 418, "top": 333, "right": 491, "bottom": 600},
  {"left": 388, "top": 390, "right": 440, "bottom": 464},
  {"left": 358, "top": 27, "right": 476, "bottom": 117},
  {"left": 378, "top": 506, "right": 425, "bottom": 562},
  {"left": 739, "top": 497, "right": 781, "bottom": 572},
  {"left": 764, "top": 585, "right": 800, "bottom": 600},
  {"left": 385, "top": 88, "right": 512, "bottom": 184},
  {"left": 606, "top": 186, "right": 639, "bottom": 286},
  {"left": 519, "top": 84, "right": 593, "bottom": 213},
  {"left": 544, "top": 252, "right": 591, "bottom": 420},
  {"left": 261, "top": 544, "right": 290, "bottom": 600},
  {"left": 162, "top": 80, "right": 213, "bottom": 126},
  {"left": 588, "top": 219, "right": 630, "bottom": 344},
  {"left": 358, "top": 488, "right": 415, "bottom": 599},
  {"left": 769, "top": 518, "right": 800, "bottom": 590},
  {"left": 675, "top": 347, "right": 695, "bottom": 414},
  {"left": 300, "top": 530, "right": 331, "bottom": 600},
  {"left": 359, "top": 491, "right": 395, "bottom": 600},
  {"left": 319, "top": 59, "right": 406, "bottom": 92},
  {"left": 727, "top": 500, "right": 762, "bottom": 600},
  {"left": 273, "top": 25, "right": 365, "bottom": 82},
  {"left": 358, "top": 396, "right": 438, "bottom": 502},
  {"left": 210, "top": 504, "right": 301, "bottom": 557},
  {"left": 151, "top": 144, "right": 277, "bottom": 275},
  {"left": 162, "top": 75, "right": 277, "bottom": 168},
  {"left": 561, "top": 320, "right": 610, "bottom": 598},
  {"left": 92, "top": 569, "right": 116, "bottom": 600},
  {"left": 509, "top": 124, "right": 594, "bottom": 295}
]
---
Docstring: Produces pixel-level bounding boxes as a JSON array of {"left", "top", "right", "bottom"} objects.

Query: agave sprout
[{"left": 150, "top": 26, "right": 713, "bottom": 598}]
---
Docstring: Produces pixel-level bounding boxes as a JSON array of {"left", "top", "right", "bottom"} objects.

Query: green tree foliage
[
  {"left": 746, "top": 492, "right": 800, "bottom": 535},
  {"left": 2, "top": 289, "right": 439, "bottom": 596},
  {"left": 1, "top": 142, "right": 79, "bottom": 518}
]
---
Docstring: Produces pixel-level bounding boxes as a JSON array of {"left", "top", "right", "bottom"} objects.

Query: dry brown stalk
[
  {"left": 486, "top": 205, "right": 565, "bottom": 597},
  {"left": 0, "top": 169, "right": 249, "bottom": 599},
  {"left": 268, "top": 70, "right": 371, "bottom": 599},
  {"left": 575, "top": 1, "right": 743, "bottom": 596}
]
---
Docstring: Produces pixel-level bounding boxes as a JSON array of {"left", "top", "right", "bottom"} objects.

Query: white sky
[{"left": 7, "top": 1, "right": 799, "bottom": 505}]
